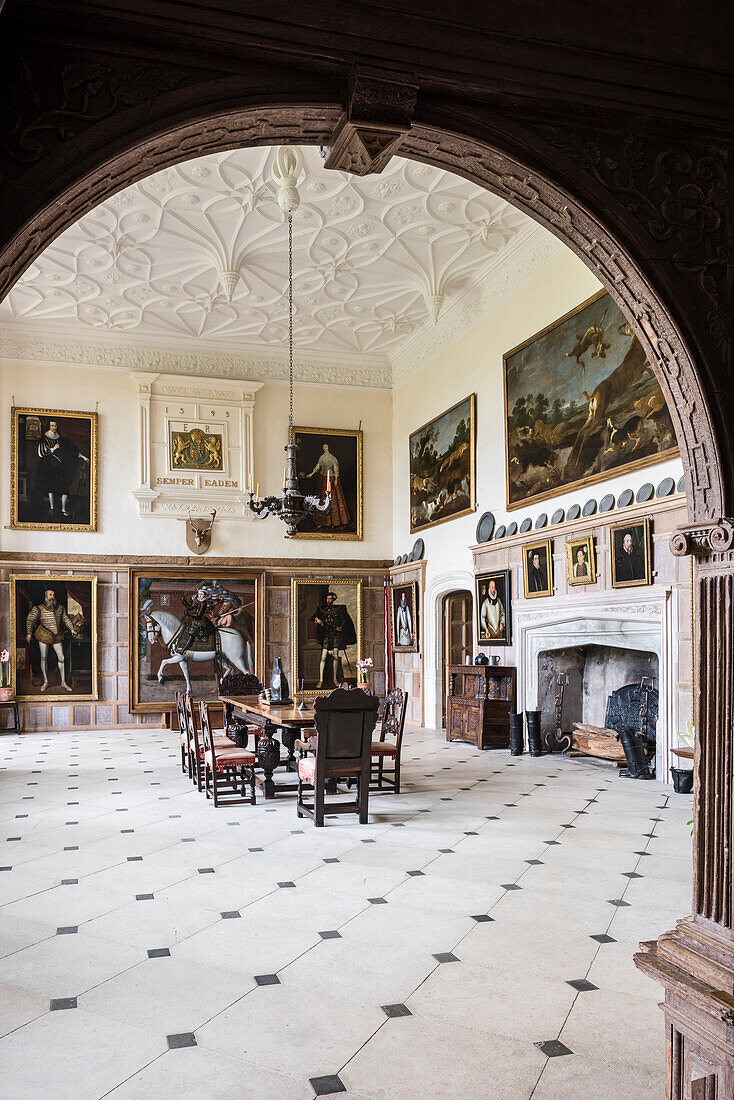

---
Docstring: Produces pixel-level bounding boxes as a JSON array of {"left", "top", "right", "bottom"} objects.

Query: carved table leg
[{"left": 256, "top": 720, "right": 281, "bottom": 799}]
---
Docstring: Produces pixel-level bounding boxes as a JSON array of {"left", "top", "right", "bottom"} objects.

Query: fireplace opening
[{"left": 538, "top": 644, "right": 659, "bottom": 736}]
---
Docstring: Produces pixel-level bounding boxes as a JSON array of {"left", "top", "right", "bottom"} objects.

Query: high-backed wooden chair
[
  {"left": 219, "top": 670, "right": 263, "bottom": 747},
  {"left": 296, "top": 687, "right": 379, "bottom": 827},
  {"left": 199, "top": 700, "right": 257, "bottom": 806},
  {"left": 183, "top": 692, "right": 238, "bottom": 791},
  {"left": 370, "top": 688, "right": 409, "bottom": 793},
  {"left": 176, "top": 691, "right": 190, "bottom": 774}
]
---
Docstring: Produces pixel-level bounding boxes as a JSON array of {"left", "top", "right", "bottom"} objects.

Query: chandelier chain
[{"left": 288, "top": 212, "right": 293, "bottom": 432}]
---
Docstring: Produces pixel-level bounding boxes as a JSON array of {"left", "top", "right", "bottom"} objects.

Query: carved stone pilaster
[
  {"left": 670, "top": 520, "right": 734, "bottom": 559},
  {"left": 323, "top": 67, "right": 418, "bottom": 175},
  {"left": 637, "top": 520, "right": 734, "bottom": 1098}
]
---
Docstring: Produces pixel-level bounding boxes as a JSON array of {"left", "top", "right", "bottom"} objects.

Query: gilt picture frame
[
  {"left": 475, "top": 569, "right": 511, "bottom": 648},
  {"left": 609, "top": 518, "right": 652, "bottom": 589},
  {"left": 522, "top": 538, "right": 554, "bottom": 599},
  {"left": 291, "top": 579, "right": 363, "bottom": 697},
  {"left": 503, "top": 291, "right": 677, "bottom": 510},
  {"left": 10, "top": 574, "right": 98, "bottom": 702},
  {"left": 10, "top": 407, "right": 98, "bottom": 531},
  {"left": 288, "top": 426, "right": 363, "bottom": 540},
  {"left": 565, "top": 534, "right": 597, "bottom": 586},
  {"left": 390, "top": 581, "right": 419, "bottom": 653},
  {"left": 409, "top": 394, "right": 476, "bottom": 533},
  {"left": 129, "top": 568, "right": 264, "bottom": 713}
]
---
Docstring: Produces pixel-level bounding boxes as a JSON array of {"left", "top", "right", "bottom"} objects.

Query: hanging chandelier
[{"left": 247, "top": 147, "right": 331, "bottom": 536}]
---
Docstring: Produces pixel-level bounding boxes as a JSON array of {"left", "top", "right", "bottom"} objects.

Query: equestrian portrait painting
[
  {"left": 409, "top": 395, "right": 476, "bottom": 533},
  {"left": 130, "top": 569, "right": 263, "bottom": 712},
  {"left": 10, "top": 407, "right": 97, "bottom": 531},
  {"left": 10, "top": 574, "right": 97, "bottom": 701},
  {"left": 503, "top": 291, "right": 677, "bottom": 509},
  {"left": 291, "top": 579, "right": 363, "bottom": 697},
  {"left": 289, "top": 426, "right": 363, "bottom": 540}
]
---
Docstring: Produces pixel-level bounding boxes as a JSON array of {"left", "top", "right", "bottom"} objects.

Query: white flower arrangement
[{"left": 676, "top": 721, "right": 695, "bottom": 748}]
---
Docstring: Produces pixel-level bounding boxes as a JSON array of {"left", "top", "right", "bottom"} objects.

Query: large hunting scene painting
[
  {"left": 409, "top": 395, "right": 476, "bottom": 533},
  {"left": 503, "top": 292, "right": 677, "bottom": 509}
]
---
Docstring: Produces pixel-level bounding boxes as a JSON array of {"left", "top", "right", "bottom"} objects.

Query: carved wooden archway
[{"left": 1, "top": 76, "right": 732, "bottom": 1097}]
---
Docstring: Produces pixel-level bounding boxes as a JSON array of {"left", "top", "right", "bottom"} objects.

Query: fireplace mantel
[{"left": 516, "top": 587, "right": 676, "bottom": 779}]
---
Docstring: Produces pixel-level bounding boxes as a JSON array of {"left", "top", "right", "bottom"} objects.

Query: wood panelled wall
[
  {"left": 388, "top": 559, "right": 425, "bottom": 727},
  {"left": 0, "top": 556, "right": 390, "bottom": 732}
]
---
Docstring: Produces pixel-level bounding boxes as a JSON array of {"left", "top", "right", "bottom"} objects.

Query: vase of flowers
[
  {"left": 356, "top": 657, "right": 373, "bottom": 688},
  {"left": 0, "top": 649, "right": 12, "bottom": 701}
]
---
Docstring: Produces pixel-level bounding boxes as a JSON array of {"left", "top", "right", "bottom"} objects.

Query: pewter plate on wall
[{"left": 476, "top": 512, "right": 495, "bottom": 544}]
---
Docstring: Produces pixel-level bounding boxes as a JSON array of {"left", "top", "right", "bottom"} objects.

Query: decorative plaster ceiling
[{"left": 0, "top": 146, "right": 562, "bottom": 387}]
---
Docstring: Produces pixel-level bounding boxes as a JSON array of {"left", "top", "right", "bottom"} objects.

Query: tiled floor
[{"left": 0, "top": 724, "right": 691, "bottom": 1099}]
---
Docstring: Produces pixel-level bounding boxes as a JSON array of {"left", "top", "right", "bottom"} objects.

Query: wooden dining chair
[
  {"left": 370, "top": 688, "right": 409, "bottom": 793},
  {"left": 184, "top": 692, "right": 240, "bottom": 791},
  {"left": 176, "top": 691, "right": 190, "bottom": 775},
  {"left": 199, "top": 700, "right": 257, "bottom": 806},
  {"left": 296, "top": 687, "right": 379, "bottom": 827}
]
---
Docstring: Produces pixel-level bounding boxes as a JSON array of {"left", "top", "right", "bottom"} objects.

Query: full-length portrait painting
[
  {"left": 391, "top": 581, "right": 419, "bottom": 653},
  {"left": 292, "top": 579, "right": 362, "bottom": 697},
  {"left": 130, "top": 569, "right": 263, "bottom": 712},
  {"left": 289, "top": 426, "right": 362, "bottom": 539},
  {"left": 409, "top": 395, "right": 476, "bottom": 533},
  {"left": 11, "top": 407, "right": 98, "bottom": 531},
  {"left": 10, "top": 574, "right": 97, "bottom": 701},
  {"left": 476, "top": 569, "right": 511, "bottom": 647},
  {"left": 504, "top": 291, "right": 677, "bottom": 509}
]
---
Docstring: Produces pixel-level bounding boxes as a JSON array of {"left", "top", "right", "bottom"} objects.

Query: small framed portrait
[
  {"left": 522, "top": 538, "right": 554, "bottom": 599},
  {"left": 10, "top": 407, "right": 98, "bottom": 531},
  {"left": 289, "top": 426, "right": 363, "bottom": 540},
  {"left": 391, "top": 581, "right": 418, "bottom": 653},
  {"left": 292, "top": 579, "right": 363, "bottom": 696},
  {"left": 565, "top": 535, "right": 596, "bottom": 586},
  {"left": 609, "top": 518, "right": 652, "bottom": 588},
  {"left": 476, "top": 569, "right": 511, "bottom": 647},
  {"left": 10, "top": 574, "right": 98, "bottom": 701}
]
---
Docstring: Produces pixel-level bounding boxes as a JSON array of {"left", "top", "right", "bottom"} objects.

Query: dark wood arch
[
  {"left": 1, "top": 44, "right": 733, "bottom": 1095},
  {"left": 0, "top": 91, "right": 726, "bottom": 524}
]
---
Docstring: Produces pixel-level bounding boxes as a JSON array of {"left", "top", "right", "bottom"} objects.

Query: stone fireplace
[{"left": 515, "top": 590, "right": 678, "bottom": 781}]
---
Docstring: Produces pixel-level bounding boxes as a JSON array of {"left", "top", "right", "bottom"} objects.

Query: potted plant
[
  {"left": 0, "top": 649, "right": 12, "bottom": 701},
  {"left": 356, "top": 656, "right": 373, "bottom": 688}
]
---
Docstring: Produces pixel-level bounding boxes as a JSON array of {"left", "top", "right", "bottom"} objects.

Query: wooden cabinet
[{"left": 446, "top": 664, "right": 516, "bottom": 750}]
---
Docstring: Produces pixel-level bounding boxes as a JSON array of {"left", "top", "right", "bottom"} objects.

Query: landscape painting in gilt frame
[
  {"left": 409, "top": 395, "right": 476, "bottom": 533},
  {"left": 503, "top": 291, "right": 677, "bottom": 510},
  {"left": 130, "top": 569, "right": 263, "bottom": 713}
]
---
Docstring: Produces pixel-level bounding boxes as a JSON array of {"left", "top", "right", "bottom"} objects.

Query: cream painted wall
[
  {"left": 0, "top": 360, "right": 393, "bottom": 560},
  {"left": 392, "top": 249, "right": 684, "bottom": 728}
]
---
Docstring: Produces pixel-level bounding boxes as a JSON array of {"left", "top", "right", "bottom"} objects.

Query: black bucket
[{"left": 671, "top": 767, "right": 694, "bottom": 794}]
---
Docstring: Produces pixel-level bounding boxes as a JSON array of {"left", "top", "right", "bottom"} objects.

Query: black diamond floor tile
[
  {"left": 319, "top": 930, "right": 342, "bottom": 940},
  {"left": 433, "top": 952, "right": 459, "bottom": 963},
  {"left": 381, "top": 1003, "right": 412, "bottom": 1018},
  {"left": 310, "top": 1074, "right": 346, "bottom": 1096},
  {"left": 254, "top": 974, "right": 280, "bottom": 986},
  {"left": 147, "top": 948, "right": 171, "bottom": 958},
  {"left": 406, "top": 870, "right": 424, "bottom": 877},
  {"left": 471, "top": 914, "right": 494, "bottom": 923},
  {"left": 566, "top": 978, "right": 598, "bottom": 991},
  {"left": 590, "top": 934, "right": 617, "bottom": 944},
  {"left": 50, "top": 998, "right": 77, "bottom": 1011},
  {"left": 535, "top": 1040, "right": 573, "bottom": 1057},
  {"left": 56, "top": 926, "right": 78, "bottom": 935},
  {"left": 368, "top": 897, "right": 387, "bottom": 905},
  {"left": 167, "top": 1033, "right": 197, "bottom": 1049}
]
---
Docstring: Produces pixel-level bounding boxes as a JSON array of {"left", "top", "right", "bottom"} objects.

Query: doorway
[{"left": 441, "top": 589, "right": 473, "bottom": 725}]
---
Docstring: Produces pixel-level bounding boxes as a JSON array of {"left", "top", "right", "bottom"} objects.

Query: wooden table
[{"left": 220, "top": 695, "right": 316, "bottom": 798}]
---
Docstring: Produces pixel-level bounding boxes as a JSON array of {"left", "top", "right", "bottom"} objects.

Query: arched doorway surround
[
  {"left": 1, "top": 85, "right": 732, "bottom": 1095},
  {"left": 424, "top": 571, "right": 476, "bottom": 729}
]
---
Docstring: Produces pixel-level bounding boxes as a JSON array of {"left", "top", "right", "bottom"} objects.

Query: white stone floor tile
[{"left": 0, "top": 723, "right": 693, "bottom": 1098}]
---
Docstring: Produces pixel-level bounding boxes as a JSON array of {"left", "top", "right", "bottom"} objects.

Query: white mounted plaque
[{"left": 130, "top": 372, "right": 263, "bottom": 519}]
